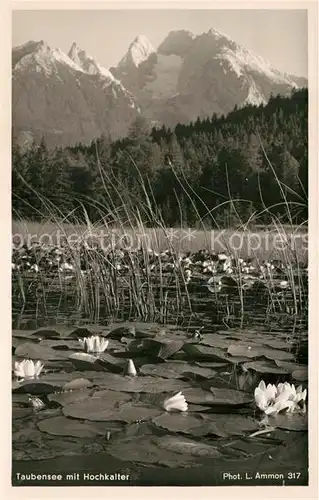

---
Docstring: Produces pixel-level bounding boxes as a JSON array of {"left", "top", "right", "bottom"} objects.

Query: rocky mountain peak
[
  {"left": 12, "top": 28, "right": 307, "bottom": 148},
  {"left": 68, "top": 41, "right": 116, "bottom": 81},
  {"left": 157, "top": 30, "right": 195, "bottom": 57},
  {"left": 118, "top": 34, "right": 155, "bottom": 68}
]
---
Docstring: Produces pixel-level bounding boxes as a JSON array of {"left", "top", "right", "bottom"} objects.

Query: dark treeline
[{"left": 12, "top": 88, "right": 308, "bottom": 227}]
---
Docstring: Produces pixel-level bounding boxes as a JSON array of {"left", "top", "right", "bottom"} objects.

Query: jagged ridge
[{"left": 12, "top": 29, "right": 307, "bottom": 147}]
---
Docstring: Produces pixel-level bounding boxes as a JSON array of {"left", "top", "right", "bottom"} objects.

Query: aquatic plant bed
[
  {"left": 12, "top": 322, "right": 308, "bottom": 486},
  {"left": 12, "top": 243, "right": 308, "bottom": 325},
  {"left": 12, "top": 243, "right": 308, "bottom": 288}
]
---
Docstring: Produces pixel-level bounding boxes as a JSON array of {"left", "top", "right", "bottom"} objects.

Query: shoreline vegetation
[
  {"left": 12, "top": 214, "right": 308, "bottom": 325},
  {"left": 12, "top": 87, "right": 308, "bottom": 481},
  {"left": 12, "top": 89, "right": 308, "bottom": 325}
]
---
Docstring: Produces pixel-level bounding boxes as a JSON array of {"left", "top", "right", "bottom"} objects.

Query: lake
[{"left": 11, "top": 245, "right": 308, "bottom": 486}]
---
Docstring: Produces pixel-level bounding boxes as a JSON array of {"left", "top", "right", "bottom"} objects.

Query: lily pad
[
  {"left": 15, "top": 342, "right": 68, "bottom": 361},
  {"left": 181, "top": 366, "right": 217, "bottom": 381},
  {"left": 37, "top": 416, "right": 107, "bottom": 438},
  {"left": 12, "top": 379, "right": 64, "bottom": 395},
  {"left": 65, "top": 325, "right": 107, "bottom": 339},
  {"left": 106, "top": 327, "right": 135, "bottom": 340},
  {"left": 203, "top": 414, "right": 259, "bottom": 436},
  {"left": 141, "top": 337, "right": 184, "bottom": 360},
  {"left": 12, "top": 336, "right": 40, "bottom": 349},
  {"left": 227, "top": 345, "right": 261, "bottom": 359},
  {"left": 68, "top": 352, "right": 104, "bottom": 371},
  {"left": 183, "top": 387, "right": 252, "bottom": 407},
  {"left": 106, "top": 435, "right": 196, "bottom": 467},
  {"left": 107, "top": 322, "right": 167, "bottom": 339},
  {"left": 152, "top": 413, "right": 207, "bottom": 435},
  {"left": 195, "top": 361, "right": 230, "bottom": 369},
  {"left": 126, "top": 339, "right": 145, "bottom": 354},
  {"left": 40, "top": 338, "right": 82, "bottom": 351},
  {"left": 63, "top": 390, "right": 132, "bottom": 420},
  {"left": 95, "top": 353, "right": 127, "bottom": 373},
  {"left": 139, "top": 361, "right": 189, "bottom": 379},
  {"left": 139, "top": 361, "right": 216, "bottom": 381},
  {"left": 292, "top": 368, "right": 308, "bottom": 382},
  {"left": 199, "top": 334, "right": 233, "bottom": 349},
  {"left": 63, "top": 378, "right": 93, "bottom": 391},
  {"left": 40, "top": 372, "right": 94, "bottom": 385},
  {"left": 153, "top": 412, "right": 258, "bottom": 437},
  {"left": 48, "top": 389, "right": 92, "bottom": 406},
  {"left": 30, "top": 328, "right": 63, "bottom": 339},
  {"left": 108, "top": 404, "right": 163, "bottom": 423},
  {"left": 242, "top": 360, "right": 290, "bottom": 375},
  {"left": 183, "top": 344, "right": 228, "bottom": 362},
  {"left": 262, "top": 348, "right": 295, "bottom": 361},
  {"left": 269, "top": 413, "right": 308, "bottom": 431},
  {"left": 13, "top": 372, "right": 96, "bottom": 395},
  {"left": 12, "top": 393, "right": 30, "bottom": 404},
  {"left": 63, "top": 394, "right": 162, "bottom": 423},
  {"left": 38, "top": 340, "right": 69, "bottom": 350},
  {"left": 90, "top": 374, "right": 191, "bottom": 394},
  {"left": 187, "top": 404, "right": 212, "bottom": 413},
  {"left": 263, "top": 339, "right": 295, "bottom": 350},
  {"left": 106, "top": 434, "right": 221, "bottom": 467},
  {"left": 12, "top": 407, "right": 34, "bottom": 419},
  {"left": 183, "top": 343, "right": 253, "bottom": 363},
  {"left": 12, "top": 430, "right": 98, "bottom": 461},
  {"left": 227, "top": 344, "right": 294, "bottom": 361},
  {"left": 155, "top": 435, "right": 221, "bottom": 458},
  {"left": 12, "top": 330, "right": 36, "bottom": 340},
  {"left": 275, "top": 360, "right": 307, "bottom": 373}
]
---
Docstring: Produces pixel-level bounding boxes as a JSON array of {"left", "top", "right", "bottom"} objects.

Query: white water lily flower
[
  {"left": 254, "top": 380, "right": 307, "bottom": 415},
  {"left": 78, "top": 335, "right": 109, "bottom": 354},
  {"left": 276, "top": 382, "right": 307, "bottom": 405},
  {"left": 264, "top": 398, "right": 296, "bottom": 415},
  {"left": 295, "top": 385, "right": 307, "bottom": 404},
  {"left": 163, "top": 391, "right": 188, "bottom": 412},
  {"left": 14, "top": 359, "right": 44, "bottom": 379},
  {"left": 59, "top": 262, "right": 74, "bottom": 272},
  {"left": 254, "top": 380, "right": 277, "bottom": 411}
]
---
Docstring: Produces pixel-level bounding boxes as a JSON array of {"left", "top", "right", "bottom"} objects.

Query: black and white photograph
[{"left": 9, "top": 3, "right": 314, "bottom": 489}]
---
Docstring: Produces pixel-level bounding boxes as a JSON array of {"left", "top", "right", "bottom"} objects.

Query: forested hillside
[{"left": 12, "top": 88, "right": 308, "bottom": 226}]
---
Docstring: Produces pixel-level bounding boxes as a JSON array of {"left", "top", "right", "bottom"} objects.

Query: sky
[{"left": 12, "top": 9, "right": 308, "bottom": 77}]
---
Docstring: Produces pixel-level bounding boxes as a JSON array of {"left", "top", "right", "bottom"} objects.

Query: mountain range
[{"left": 12, "top": 29, "right": 307, "bottom": 147}]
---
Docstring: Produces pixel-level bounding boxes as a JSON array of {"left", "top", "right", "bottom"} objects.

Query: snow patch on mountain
[
  {"left": 144, "top": 54, "right": 183, "bottom": 99},
  {"left": 119, "top": 35, "right": 155, "bottom": 67},
  {"left": 14, "top": 41, "right": 83, "bottom": 76},
  {"left": 216, "top": 44, "right": 297, "bottom": 85},
  {"left": 53, "top": 48, "right": 83, "bottom": 72},
  {"left": 68, "top": 42, "right": 116, "bottom": 82},
  {"left": 244, "top": 78, "right": 267, "bottom": 106},
  {"left": 13, "top": 39, "right": 139, "bottom": 115},
  {"left": 207, "top": 27, "right": 233, "bottom": 42},
  {"left": 13, "top": 40, "right": 40, "bottom": 54}
]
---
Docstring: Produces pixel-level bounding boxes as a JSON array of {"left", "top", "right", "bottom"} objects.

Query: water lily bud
[
  {"left": 125, "top": 359, "right": 137, "bottom": 377},
  {"left": 28, "top": 396, "right": 45, "bottom": 410}
]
